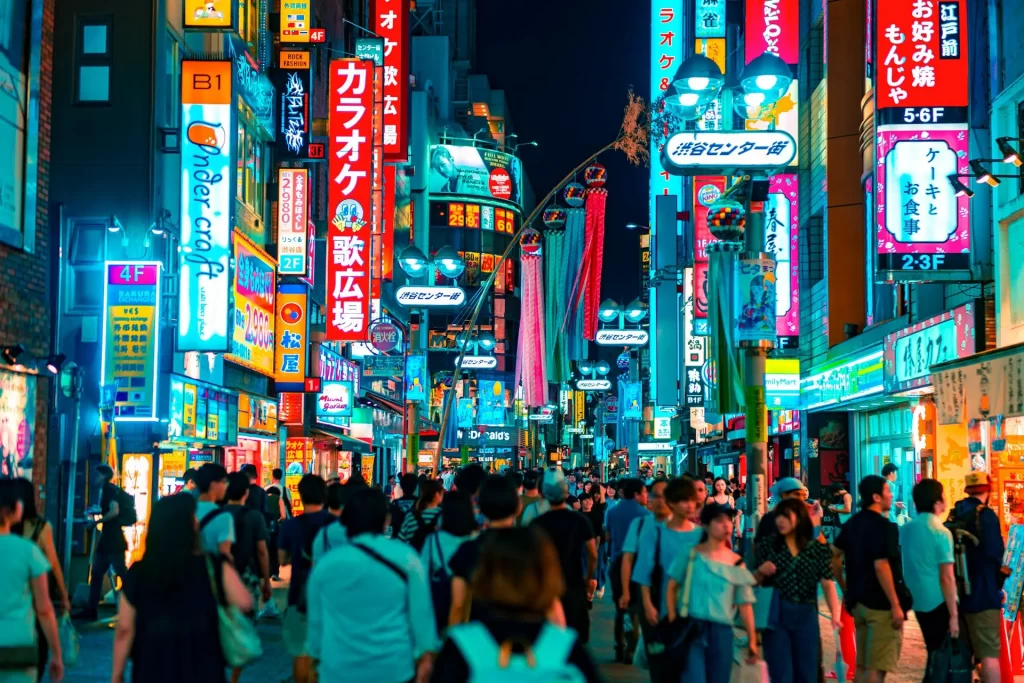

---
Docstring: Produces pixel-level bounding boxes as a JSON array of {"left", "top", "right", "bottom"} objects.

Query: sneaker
[{"left": 596, "top": 587, "right": 605, "bottom": 599}]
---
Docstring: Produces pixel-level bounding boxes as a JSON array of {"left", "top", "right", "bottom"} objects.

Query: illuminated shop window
[
  {"left": 76, "top": 17, "right": 112, "bottom": 103},
  {"left": 236, "top": 111, "right": 265, "bottom": 217}
]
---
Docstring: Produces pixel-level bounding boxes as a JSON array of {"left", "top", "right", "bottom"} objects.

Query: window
[
  {"left": 238, "top": 0, "right": 260, "bottom": 57},
  {"left": 66, "top": 220, "right": 107, "bottom": 311},
  {"left": 76, "top": 17, "right": 112, "bottom": 103},
  {"left": 163, "top": 33, "right": 182, "bottom": 127},
  {"left": 235, "top": 111, "right": 264, "bottom": 217}
]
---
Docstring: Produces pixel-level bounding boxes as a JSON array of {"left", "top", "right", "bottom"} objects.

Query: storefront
[
  {"left": 165, "top": 374, "right": 240, "bottom": 471},
  {"left": 225, "top": 392, "right": 279, "bottom": 485},
  {"left": 768, "top": 410, "right": 801, "bottom": 481}
]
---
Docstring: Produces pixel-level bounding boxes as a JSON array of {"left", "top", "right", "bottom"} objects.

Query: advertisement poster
[
  {"left": 767, "top": 174, "right": 800, "bottom": 347},
  {"left": 122, "top": 453, "right": 152, "bottom": 563},
  {"left": 457, "top": 398, "right": 475, "bottom": 429},
  {"left": 179, "top": 61, "right": 233, "bottom": 352},
  {"left": 285, "top": 438, "right": 313, "bottom": 515},
  {"left": 360, "top": 454, "right": 375, "bottom": 485},
  {"left": 428, "top": 145, "right": 524, "bottom": 207},
  {"left": 184, "top": 0, "right": 232, "bottom": 28},
  {"left": 692, "top": 177, "right": 726, "bottom": 334},
  {"left": 0, "top": 368, "right": 35, "bottom": 481},
  {"left": 317, "top": 380, "right": 353, "bottom": 426},
  {"left": 227, "top": 232, "right": 277, "bottom": 376},
  {"left": 745, "top": 0, "right": 799, "bottom": 65},
  {"left": 478, "top": 376, "right": 506, "bottom": 426},
  {"left": 271, "top": 56, "right": 311, "bottom": 160},
  {"left": 622, "top": 383, "right": 643, "bottom": 419},
  {"left": 327, "top": 60, "right": 373, "bottom": 341},
  {"left": 277, "top": 168, "right": 309, "bottom": 274},
  {"left": 167, "top": 376, "right": 239, "bottom": 446},
  {"left": 734, "top": 258, "right": 777, "bottom": 344},
  {"left": 102, "top": 262, "right": 161, "bottom": 420},
  {"left": 274, "top": 284, "right": 308, "bottom": 391},
  {"left": 405, "top": 355, "right": 428, "bottom": 405}
]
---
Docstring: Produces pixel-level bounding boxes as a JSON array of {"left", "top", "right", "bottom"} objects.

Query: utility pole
[
  {"left": 404, "top": 311, "right": 421, "bottom": 474},
  {"left": 62, "top": 365, "right": 85, "bottom": 584}
]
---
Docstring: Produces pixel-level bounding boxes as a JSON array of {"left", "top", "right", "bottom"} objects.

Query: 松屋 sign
[
  {"left": 374, "top": 0, "right": 408, "bottom": 162},
  {"left": 745, "top": 0, "right": 799, "bottom": 65},
  {"left": 102, "top": 262, "right": 161, "bottom": 420},
  {"left": 455, "top": 356, "right": 498, "bottom": 370},
  {"left": 876, "top": 125, "right": 971, "bottom": 278},
  {"left": 595, "top": 329, "right": 650, "bottom": 346},
  {"left": 327, "top": 60, "right": 374, "bottom": 341},
  {"left": 396, "top": 286, "right": 466, "bottom": 307},
  {"left": 577, "top": 379, "right": 612, "bottom": 391},
  {"left": 179, "top": 61, "right": 232, "bottom": 353},
  {"left": 277, "top": 168, "right": 309, "bottom": 275},
  {"left": 766, "top": 174, "right": 799, "bottom": 348},
  {"left": 662, "top": 131, "right": 797, "bottom": 175},
  {"left": 884, "top": 303, "right": 976, "bottom": 393},
  {"left": 274, "top": 284, "right": 308, "bottom": 392}
]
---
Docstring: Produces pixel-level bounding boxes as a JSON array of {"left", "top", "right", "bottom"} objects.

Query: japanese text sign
[
  {"left": 277, "top": 168, "right": 309, "bottom": 275},
  {"left": 693, "top": 177, "right": 726, "bottom": 335},
  {"left": 274, "top": 284, "right": 308, "bottom": 392},
  {"left": 745, "top": 0, "right": 799, "bottom": 65},
  {"left": 102, "top": 263, "right": 161, "bottom": 421},
  {"left": 884, "top": 303, "right": 975, "bottom": 393},
  {"left": 767, "top": 174, "right": 799, "bottom": 348},
  {"left": 179, "top": 61, "right": 232, "bottom": 353},
  {"left": 876, "top": 124, "right": 971, "bottom": 274},
  {"left": 683, "top": 267, "right": 706, "bottom": 407},
  {"left": 373, "top": 0, "right": 409, "bottom": 162},
  {"left": 284, "top": 438, "right": 312, "bottom": 514},
  {"left": 696, "top": 0, "right": 726, "bottom": 38},
  {"left": 650, "top": 0, "right": 684, "bottom": 229},
  {"left": 734, "top": 258, "right": 777, "bottom": 345},
  {"left": 271, "top": 56, "right": 312, "bottom": 159},
  {"left": 396, "top": 286, "right": 466, "bottom": 307},
  {"left": 185, "top": 0, "right": 232, "bottom": 29},
  {"left": 662, "top": 130, "right": 797, "bottom": 174},
  {"left": 876, "top": 0, "right": 968, "bottom": 111},
  {"left": 280, "top": 0, "right": 312, "bottom": 43},
  {"left": 227, "top": 233, "right": 277, "bottom": 376},
  {"left": 801, "top": 350, "right": 885, "bottom": 409},
  {"left": 327, "top": 59, "right": 374, "bottom": 341}
]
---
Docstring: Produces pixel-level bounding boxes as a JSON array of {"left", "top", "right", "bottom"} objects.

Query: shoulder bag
[
  {"left": 205, "top": 556, "right": 263, "bottom": 668},
  {"left": 646, "top": 547, "right": 699, "bottom": 678}
]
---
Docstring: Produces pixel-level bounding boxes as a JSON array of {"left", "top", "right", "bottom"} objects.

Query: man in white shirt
[{"left": 195, "top": 463, "right": 234, "bottom": 556}]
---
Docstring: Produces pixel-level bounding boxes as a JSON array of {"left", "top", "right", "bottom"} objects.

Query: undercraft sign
[
  {"left": 662, "top": 130, "right": 797, "bottom": 174},
  {"left": 179, "top": 61, "right": 233, "bottom": 352}
]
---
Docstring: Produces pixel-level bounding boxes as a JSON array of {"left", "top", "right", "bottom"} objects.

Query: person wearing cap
[
  {"left": 950, "top": 471, "right": 1005, "bottom": 682},
  {"left": 754, "top": 477, "right": 816, "bottom": 552},
  {"left": 529, "top": 466, "right": 598, "bottom": 644},
  {"left": 665, "top": 502, "right": 758, "bottom": 682}
]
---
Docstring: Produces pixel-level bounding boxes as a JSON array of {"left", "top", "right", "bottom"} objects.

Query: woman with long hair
[
  {"left": 111, "top": 494, "right": 252, "bottom": 683},
  {"left": 0, "top": 479, "right": 63, "bottom": 683},
  {"left": 754, "top": 498, "right": 842, "bottom": 683},
  {"left": 431, "top": 527, "right": 601, "bottom": 681},
  {"left": 709, "top": 477, "right": 733, "bottom": 507},
  {"left": 398, "top": 478, "right": 445, "bottom": 551},
  {"left": 11, "top": 478, "right": 70, "bottom": 681}
]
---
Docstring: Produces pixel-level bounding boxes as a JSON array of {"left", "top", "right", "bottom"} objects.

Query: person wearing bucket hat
[
  {"left": 753, "top": 477, "right": 818, "bottom": 554},
  {"left": 948, "top": 470, "right": 1005, "bottom": 682}
]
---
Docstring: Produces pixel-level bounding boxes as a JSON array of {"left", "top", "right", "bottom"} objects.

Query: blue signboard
[
  {"left": 404, "top": 355, "right": 427, "bottom": 406},
  {"left": 801, "top": 349, "right": 885, "bottom": 410}
]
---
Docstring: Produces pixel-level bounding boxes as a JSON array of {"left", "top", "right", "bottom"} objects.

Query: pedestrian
[
  {"left": 182, "top": 468, "right": 200, "bottom": 498},
  {"left": 753, "top": 477, "right": 819, "bottom": 553},
  {"left": 693, "top": 476, "right": 709, "bottom": 520},
  {"left": 832, "top": 474, "right": 911, "bottom": 683},
  {"left": 306, "top": 488, "right": 437, "bottom": 683},
  {"left": 448, "top": 474, "right": 522, "bottom": 626},
  {"left": 265, "top": 484, "right": 287, "bottom": 582},
  {"left": 900, "top": 479, "right": 959, "bottom": 681},
  {"left": 194, "top": 464, "right": 234, "bottom": 557},
  {"left": 0, "top": 479, "right": 64, "bottom": 683},
  {"left": 441, "top": 467, "right": 455, "bottom": 492},
  {"left": 529, "top": 466, "right": 598, "bottom": 644},
  {"left": 431, "top": 527, "right": 602, "bottom": 682},
  {"left": 11, "top": 478, "right": 70, "bottom": 680},
  {"left": 239, "top": 463, "right": 268, "bottom": 519},
  {"left": 607, "top": 477, "right": 651, "bottom": 664},
  {"left": 587, "top": 480, "right": 609, "bottom": 598},
  {"left": 384, "top": 474, "right": 397, "bottom": 499},
  {"left": 223, "top": 473, "right": 271, "bottom": 628},
  {"left": 518, "top": 469, "right": 542, "bottom": 525},
  {"left": 948, "top": 472, "right": 1004, "bottom": 682},
  {"left": 398, "top": 479, "right": 445, "bottom": 551},
  {"left": 390, "top": 472, "right": 419, "bottom": 536},
  {"left": 520, "top": 468, "right": 553, "bottom": 525},
  {"left": 665, "top": 502, "right": 757, "bottom": 683},
  {"left": 421, "top": 490, "right": 477, "bottom": 635},
  {"left": 505, "top": 469, "right": 524, "bottom": 496},
  {"left": 268, "top": 468, "right": 292, "bottom": 516},
  {"left": 111, "top": 493, "right": 251, "bottom": 683},
  {"left": 709, "top": 477, "right": 733, "bottom": 507},
  {"left": 277, "top": 474, "right": 333, "bottom": 683},
  {"left": 881, "top": 463, "right": 908, "bottom": 524},
  {"left": 77, "top": 464, "right": 130, "bottom": 621},
  {"left": 311, "top": 482, "right": 350, "bottom": 561},
  {"left": 755, "top": 498, "right": 843, "bottom": 683}
]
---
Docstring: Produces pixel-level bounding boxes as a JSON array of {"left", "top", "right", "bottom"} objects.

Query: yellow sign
[
  {"left": 185, "top": 0, "right": 232, "bottom": 29},
  {"left": 280, "top": 51, "right": 310, "bottom": 69},
  {"left": 744, "top": 385, "right": 767, "bottom": 443},
  {"left": 238, "top": 393, "right": 279, "bottom": 434},
  {"left": 695, "top": 39, "right": 726, "bottom": 75},
  {"left": 574, "top": 391, "right": 586, "bottom": 426},
  {"left": 273, "top": 286, "right": 308, "bottom": 389},
  {"left": 361, "top": 455, "right": 375, "bottom": 485},
  {"left": 280, "top": 0, "right": 311, "bottom": 42},
  {"left": 122, "top": 453, "right": 153, "bottom": 564},
  {"left": 227, "top": 231, "right": 277, "bottom": 376}
]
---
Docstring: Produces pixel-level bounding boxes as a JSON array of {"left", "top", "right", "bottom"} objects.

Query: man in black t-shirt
[
  {"left": 530, "top": 467, "right": 597, "bottom": 644},
  {"left": 77, "top": 465, "right": 129, "bottom": 621},
  {"left": 833, "top": 474, "right": 907, "bottom": 679}
]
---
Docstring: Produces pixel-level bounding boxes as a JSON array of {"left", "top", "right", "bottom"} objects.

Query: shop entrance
[{"left": 860, "top": 406, "right": 916, "bottom": 522}]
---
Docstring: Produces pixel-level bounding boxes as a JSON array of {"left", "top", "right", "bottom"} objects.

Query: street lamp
[
  {"left": 596, "top": 297, "right": 649, "bottom": 346},
  {"left": 739, "top": 52, "right": 793, "bottom": 107},
  {"left": 434, "top": 245, "right": 466, "bottom": 279},
  {"left": 666, "top": 51, "right": 792, "bottom": 123},
  {"left": 398, "top": 245, "right": 430, "bottom": 277}
]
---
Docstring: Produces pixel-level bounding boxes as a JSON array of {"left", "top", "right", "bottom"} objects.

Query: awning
[
  {"left": 931, "top": 341, "right": 1024, "bottom": 425},
  {"left": 309, "top": 428, "right": 372, "bottom": 454}
]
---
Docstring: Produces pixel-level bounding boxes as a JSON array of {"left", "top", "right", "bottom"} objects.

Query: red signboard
[
  {"left": 692, "top": 176, "right": 727, "bottom": 328},
  {"left": 374, "top": 0, "right": 409, "bottom": 163},
  {"left": 876, "top": 0, "right": 968, "bottom": 109},
  {"left": 745, "top": 0, "right": 800, "bottom": 65},
  {"left": 371, "top": 65, "right": 384, "bottom": 299},
  {"left": 327, "top": 59, "right": 374, "bottom": 342},
  {"left": 382, "top": 165, "right": 397, "bottom": 281}
]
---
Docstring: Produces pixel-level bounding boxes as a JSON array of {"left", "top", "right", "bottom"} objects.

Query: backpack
[
  {"left": 427, "top": 532, "right": 453, "bottom": 633},
  {"left": 391, "top": 498, "right": 416, "bottom": 537},
  {"left": 407, "top": 510, "right": 440, "bottom": 552},
  {"left": 295, "top": 514, "right": 332, "bottom": 614},
  {"left": 945, "top": 500, "right": 1009, "bottom": 597},
  {"left": 115, "top": 487, "right": 137, "bottom": 526},
  {"left": 227, "top": 506, "right": 255, "bottom": 574},
  {"left": 447, "top": 622, "right": 585, "bottom": 682}
]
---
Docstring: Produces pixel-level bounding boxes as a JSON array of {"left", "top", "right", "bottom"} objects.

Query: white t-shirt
[{"left": 196, "top": 500, "right": 235, "bottom": 554}]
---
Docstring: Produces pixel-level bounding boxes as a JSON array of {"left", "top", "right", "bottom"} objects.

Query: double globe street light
[{"left": 662, "top": 51, "right": 793, "bottom": 122}]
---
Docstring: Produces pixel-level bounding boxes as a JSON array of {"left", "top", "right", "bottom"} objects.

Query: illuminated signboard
[
  {"left": 277, "top": 168, "right": 309, "bottom": 275},
  {"left": 316, "top": 380, "right": 354, "bottom": 425},
  {"left": 683, "top": 268, "right": 706, "bottom": 408},
  {"left": 327, "top": 60, "right": 374, "bottom": 341},
  {"left": 382, "top": 165, "right": 397, "bottom": 281},
  {"left": 456, "top": 356, "right": 498, "bottom": 370},
  {"left": 374, "top": 0, "right": 409, "bottom": 162},
  {"left": 876, "top": 125, "right": 970, "bottom": 277},
  {"left": 396, "top": 286, "right": 466, "bottom": 307},
  {"left": 745, "top": 0, "right": 799, "bottom": 65},
  {"left": 765, "top": 358, "right": 801, "bottom": 408},
  {"left": 405, "top": 354, "right": 428, "bottom": 406},
  {"left": 745, "top": 80, "right": 799, "bottom": 166},
  {"left": 167, "top": 375, "right": 239, "bottom": 446},
  {"left": 650, "top": 0, "right": 685, "bottom": 229},
  {"left": 431, "top": 201, "right": 519, "bottom": 234},
  {"left": 428, "top": 145, "right": 523, "bottom": 208},
  {"left": 884, "top": 303, "right": 976, "bottom": 394},
  {"left": 227, "top": 233, "right": 276, "bottom": 375},
  {"left": 766, "top": 174, "right": 799, "bottom": 348},
  {"left": 238, "top": 393, "right": 278, "bottom": 435},
  {"left": 662, "top": 130, "right": 797, "bottom": 174},
  {"left": 280, "top": 0, "right": 311, "bottom": 42},
  {"left": 184, "top": 0, "right": 232, "bottom": 28},
  {"left": 271, "top": 53, "right": 311, "bottom": 160},
  {"left": 577, "top": 379, "right": 612, "bottom": 391},
  {"left": 692, "top": 177, "right": 726, "bottom": 335},
  {"left": 179, "top": 61, "right": 232, "bottom": 352},
  {"left": 801, "top": 350, "right": 885, "bottom": 410},
  {"left": 274, "top": 284, "right": 308, "bottom": 392},
  {"left": 102, "top": 262, "right": 161, "bottom": 420},
  {"left": 695, "top": 0, "right": 725, "bottom": 37},
  {"left": 595, "top": 330, "right": 649, "bottom": 346}
]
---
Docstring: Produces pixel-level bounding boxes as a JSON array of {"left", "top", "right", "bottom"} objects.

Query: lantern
[
  {"left": 520, "top": 227, "right": 542, "bottom": 258},
  {"left": 542, "top": 206, "right": 567, "bottom": 230},
  {"left": 584, "top": 162, "right": 607, "bottom": 188},
  {"left": 563, "top": 182, "right": 587, "bottom": 207},
  {"left": 706, "top": 198, "right": 746, "bottom": 242}
]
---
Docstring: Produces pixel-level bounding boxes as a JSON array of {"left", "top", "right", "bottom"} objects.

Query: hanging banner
[
  {"left": 274, "top": 284, "right": 308, "bottom": 391},
  {"left": 277, "top": 168, "right": 309, "bottom": 275},
  {"left": 650, "top": 0, "right": 685, "bottom": 227},
  {"left": 404, "top": 354, "right": 428, "bottom": 406},
  {"left": 271, "top": 55, "right": 311, "bottom": 159},
  {"left": 766, "top": 174, "right": 800, "bottom": 348},
  {"left": 745, "top": 0, "right": 799, "bottom": 65},
  {"left": 478, "top": 376, "right": 506, "bottom": 426},
  {"left": 327, "top": 59, "right": 374, "bottom": 341},
  {"left": 457, "top": 398, "right": 475, "bottom": 429},
  {"left": 693, "top": 177, "right": 726, "bottom": 335},
  {"left": 102, "top": 262, "right": 161, "bottom": 420},
  {"left": 884, "top": 303, "right": 976, "bottom": 394},
  {"left": 179, "top": 61, "right": 232, "bottom": 352},
  {"left": 373, "top": 0, "right": 409, "bottom": 162},
  {"left": 227, "top": 232, "right": 277, "bottom": 376},
  {"left": 734, "top": 258, "right": 777, "bottom": 345}
]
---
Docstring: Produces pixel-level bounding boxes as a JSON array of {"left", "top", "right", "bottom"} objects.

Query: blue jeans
[
  {"left": 597, "top": 540, "right": 609, "bottom": 590},
  {"left": 763, "top": 599, "right": 820, "bottom": 683},
  {"left": 681, "top": 619, "right": 734, "bottom": 683}
]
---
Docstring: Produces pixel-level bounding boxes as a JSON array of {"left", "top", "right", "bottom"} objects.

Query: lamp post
[
  {"left": 575, "top": 360, "right": 610, "bottom": 470},
  {"left": 662, "top": 51, "right": 793, "bottom": 552}
]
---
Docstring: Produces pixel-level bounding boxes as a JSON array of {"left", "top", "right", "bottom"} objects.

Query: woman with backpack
[
  {"left": 399, "top": 479, "right": 445, "bottom": 551},
  {"left": 111, "top": 493, "right": 252, "bottom": 683},
  {"left": 431, "top": 526, "right": 600, "bottom": 682},
  {"left": 421, "top": 490, "right": 477, "bottom": 635}
]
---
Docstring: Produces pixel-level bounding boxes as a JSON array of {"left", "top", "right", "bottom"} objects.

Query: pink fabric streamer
[
  {"left": 578, "top": 189, "right": 607, "bottom": 340},
  {"left": 515, "top": 250, "right": 549, "bottom": 408}
]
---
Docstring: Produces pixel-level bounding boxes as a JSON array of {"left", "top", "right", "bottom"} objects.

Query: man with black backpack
[
  {"left": 389, "top": 472, "right": 419, "bottom": 536},
  {"left": 77, "top": 464, "right": 132, "bottom": 621},
  {"left": 225, "top": 472, "right": 272, "bottom": 609}
]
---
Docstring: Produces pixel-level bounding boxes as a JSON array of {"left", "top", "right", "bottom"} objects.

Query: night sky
[{"left": 476, "top": 0, "right": 649, "bottom": 305}]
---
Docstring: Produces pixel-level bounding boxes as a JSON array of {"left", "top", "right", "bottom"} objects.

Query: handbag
[
  {"left": 646, "top": 547, "right": 700, "bottom": 676},
  {"left": 206, "top": 556, "right": 263, "bottom": 668},
  {"left": 59, "top": 613, "right": 80, "bottom": 668},
  {"left": 925, "top": 634, "right": 973, "bottom": 683},
  {"left": 750, "top": 585, "right": 780, "bottom": 630}
]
